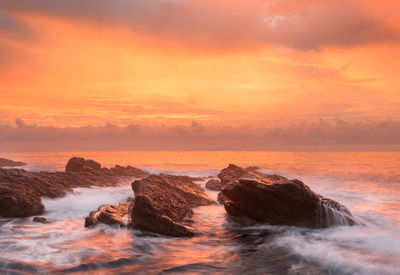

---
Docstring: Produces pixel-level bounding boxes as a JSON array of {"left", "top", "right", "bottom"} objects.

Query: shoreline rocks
[
  {"left": 131, "top": 174, "right": 213, "bottom": 237},
  {"left": 219, "top": 165, "right": 357, "bottom": 228},
  {"left": 0, "top": 157, "right": 149, "bottom": 218}
]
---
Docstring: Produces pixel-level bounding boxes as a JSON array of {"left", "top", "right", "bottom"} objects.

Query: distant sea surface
[{"left": 1, "top": 151, "right": 400, "bottom": 274}]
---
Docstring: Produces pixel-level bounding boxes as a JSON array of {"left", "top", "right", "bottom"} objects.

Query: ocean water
[{"left": 0, "top": 151, "right": 399, "bottom": 274}]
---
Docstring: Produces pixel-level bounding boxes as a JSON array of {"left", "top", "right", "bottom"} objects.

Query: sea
[{"left": 0, "top": 151, "right": 399, "bottom": 274}]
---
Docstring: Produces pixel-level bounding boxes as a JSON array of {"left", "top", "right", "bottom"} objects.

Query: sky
[{"left": 0, "top": 0, "right": 399, "bottom": 150}]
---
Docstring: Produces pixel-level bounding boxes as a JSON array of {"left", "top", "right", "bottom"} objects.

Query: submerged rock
[
  {"left": 85, "top": 202, "right": 131, "bottom": 227},
  {"left": 33, "top": 217, "right": 49, "bottom": 224},
  {"left": 205, "top": 179, "right": 223, "bottom": 191},
  {"left": 0, "top": 158, "right": 26, "bottom": 168},
  {"left": 220, "top": 165, "right": 357, "bottom": 228},
  {"left": 131, "top": 174, "right": 213, "bottom": 237},
  {"left": 0, "top": 157, "right": 149, "bottom": 218}
]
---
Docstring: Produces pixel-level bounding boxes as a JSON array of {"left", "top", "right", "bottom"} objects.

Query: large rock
[
  {"left": 216, "top": 164, "right": 286, "bottom": 204},
  {"left": 85, "top": 202, "right": 131, "bottom": 227},
  {"left": 220, "top": 165, "right": 357, "bottom": 228},
  {"left": 0, "top": 183, "right": 44, "bottom": 218},
  {"left": 131, "top": 174, "right": 213, "bottom": 237},
  {"left": 0, "top": 158, "right": 26, "bottom": 168},
  {"left": 0, "top": 157, "right": 149, "bottom": 218}
]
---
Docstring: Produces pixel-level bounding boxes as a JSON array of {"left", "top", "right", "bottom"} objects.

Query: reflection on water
[{"left": 0, "top": 151, "right": 400, "bottom": 274}]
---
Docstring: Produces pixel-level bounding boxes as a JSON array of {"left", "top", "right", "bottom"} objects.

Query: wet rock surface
[
  {"left": 0, "top": 157, "right": 149, "bottom": 218},
  {"left": 220, "top": 164, "right": 357, "bottom": 228},
  {"left": 0, "top": 158, "right": 26, "bottom": 168},
  {"left": 85, "top": 202, "right": 131, "bottom": 227},
  {"left": 131, "top": 174, "right": 213, "bottom": 237},
  {"left": 205, "top": 179, "right": 223, "bottom": 191}
]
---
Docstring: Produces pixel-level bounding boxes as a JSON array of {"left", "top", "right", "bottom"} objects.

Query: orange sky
[{"left": 0, "top": 0, "right": 400, "bottom": 150}]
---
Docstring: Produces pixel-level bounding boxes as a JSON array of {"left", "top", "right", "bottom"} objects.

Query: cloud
[
  {"left": 1, "top": 118, "right": 400, "bottom": 151},
  {"left": 0, "top": 0, "right": 398, "bottom": 50}
]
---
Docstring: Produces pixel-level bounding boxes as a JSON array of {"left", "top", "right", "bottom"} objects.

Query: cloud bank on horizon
[
  {"left": 0, "top": 0, "right": 399, "bottom": 150},
  {"left": 1, "top": 118, "right": 400, "bottom": 151}
]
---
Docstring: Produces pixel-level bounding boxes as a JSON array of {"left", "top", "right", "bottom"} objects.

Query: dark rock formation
[
  {"left": 0, "top": 157, "right": 149, "bottom": 218},
  {"left": 216, "top": 164, "right": 283, "bottom": 204},
  {"left": 85, "top": 202, "right": 131, "bottom": 227},
  {"left": 0, "top": 183, "right": 44, "bottom": 218},
  {"left": 131, "top": 174, "right": 213, "bottom": 237},
  {"left": 205, "top": 179, "right": 223, "bottom": 191},
  {"left": 0, "top": 158, "right": 26, "bottom": 168},
  {"left": 33, "top": 217, "right": 49, "bottom": 224},
  {"left": 220, "top": 165, "right": 357, "bottom": 228}
]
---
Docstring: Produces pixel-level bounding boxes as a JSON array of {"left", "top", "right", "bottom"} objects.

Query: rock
[
  {"left": 205, "top": 179, "right": 223, "bottom": 191},
  {"left": 217, "top": 192, "right": 229, "bottom": 205},
  {"left": 217, "top": 164, "right": 266, "bottom": 188},
  {"left": 0, "top": 158, "right": 26, "bottom": 168},
  {"left": 221, "top": 168, "right": 357, "bottom": 228},
  {"left": 0, "top": 183, "right": 44, "bottom": 218},
  {"left": 216, "top": 164, "right": 285, "bottom": 204},
  {"left": 0, "top": 157, "right": 149, "bottom": 218},
  {"left": 33, "top": 217, "right": 49, "bottom": 224},
  {"left": 131, "top": 174, "right": 213, "bottom": 237},
  {"left": 85, "top": 202, "right": 131, "bottom": 227},
  {"left": 65, "top": 157, "right": 101, "bottom": 172}
]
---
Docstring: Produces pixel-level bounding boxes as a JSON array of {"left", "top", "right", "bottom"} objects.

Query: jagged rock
[
  {"left": 0, "top": 158, "right": 26, "bottom": 168},
  {"left": 131, "top": 174, "right": 213, "bottom": 237},
  {"left": 220, "top": 167, "right": 357, "bottom": 228},
  {"left": 216, "top": 164, "right": 286, "bottom": 204},
  {"left": 205, "top": 179, "right": 223, "bottom": 191},
  {"left": 33, "top": 217, "right": 49, "bottom": 224},
  {"left": 0, "top": 183, "right": 44, "bottom": 218},
  {"left": 85, "top": 202, "right": 131, "bottom": 227},
  {"left": 0, "top": 157, "right": 149, "bottom": 218}
]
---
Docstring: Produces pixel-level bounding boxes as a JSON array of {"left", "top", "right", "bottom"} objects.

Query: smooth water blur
[{"left": 1, "top": 151, "right": 400, "bottom": 274}]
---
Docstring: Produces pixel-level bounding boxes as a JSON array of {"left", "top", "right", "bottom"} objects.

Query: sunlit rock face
[
  {"left": 0, "top": 183, "right": 44, "bottom": 218},
  {"left": 0, "top": 157, "right": 148, "bottom": 218},
  {"left": 220, "top": 165, "right": 357, "bottom": 228},
  {"left": 131, "top": 174, "right": 213, "bottom": 237},
  {"left": 85, "top": 202, "right": 131, "bottom": 227}
]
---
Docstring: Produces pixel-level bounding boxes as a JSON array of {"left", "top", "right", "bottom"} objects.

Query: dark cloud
[
  {"left": 1, "top": 118, "right": 400, "bottom": 151},
  {"left": 0, "top": 0, "right": 398, "bottom": 50}
]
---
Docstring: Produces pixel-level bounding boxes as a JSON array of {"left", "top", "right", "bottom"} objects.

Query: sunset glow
[{"left": 1, "top": 0, "right": 400, "bottom": 150}]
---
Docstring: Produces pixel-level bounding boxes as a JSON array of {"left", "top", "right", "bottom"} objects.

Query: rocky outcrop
[
  {"left": 0, "top": 158, "right": 26, "bottom": 168},
  {"left": 85, "top": 202, "right": 131, "bottom": 227},
  {"left": 216, "top": 164, "right": 285, "bottom": 204},
  {"left": 0, "top": 183, "right": 44, "bottom": 218},
  {"left": 0, "top": 157, "right": 149, "bottom": 218},
  {"left": 220, "top": 167, "right": 357, "bottom": 228},
  {"left": 131, "top": 174, "right": 213, "bottom": 237},
  {"left": 205, "top": 179, "right": 223, "bottom": 191}
]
